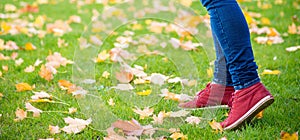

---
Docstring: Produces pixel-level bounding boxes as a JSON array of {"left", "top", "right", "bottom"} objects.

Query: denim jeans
[{"left": 200, "top": 0, "right": 260, "bottom": 90}]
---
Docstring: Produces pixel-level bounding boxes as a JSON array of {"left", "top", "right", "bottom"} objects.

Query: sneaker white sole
[
  {"left": 223, "top": 95, "right": 274, "bottom": 130},
  {"left": 178, "top": 105, "right": 229, "bottom": 110}
]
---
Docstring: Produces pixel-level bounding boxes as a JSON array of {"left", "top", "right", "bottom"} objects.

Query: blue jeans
[{"left": 201, "top": 0, "right": 260, "bottom": 90}]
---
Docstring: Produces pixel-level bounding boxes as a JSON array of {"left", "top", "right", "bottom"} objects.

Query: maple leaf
[
  {"left": 61, "top": 117, "right": 92, "bottom": 134},
  {"left": 68, "top": 15, "right": 81, "bottom": 24},
  {"left": 20, "top": 4, "right": 39, "bottom": 13},
  {"left": 94, "top": 50, "right": 110, "bottom": 63},
  {"left": 49, "top": 125, "right": 61, "bottom": 134},
  {"left": 25, "top": 102, "right": 43, "bottom": 117},
  {"left": 255, "top": 110, "right": 264, "bottom": 119},
  {"left": 280, "top": 131, "right": 298, "bottom": 140},
  {"left": 14, "top": 108, "right": 27, "bottom": 121},
  {"left": 152, "top": 111, "right": 170, "bottom": 125},
  {"left": 185, "top": 116, "right": 201, "bottom": 125},
  {"left": 15, "top": 58, "right": 24, "bottom": 66},
  {"left": 170, "top": 132, "right": 188, "bottom": 140},
  {"left": 39, "top": 65, "right": 54, "bottom": 81},
  {"left": 132, "top": 107, "right": 154, "bottom": 119},
  {"left": 16, "top": 83, "right": 33, "bottom": 92},
  {"left": 58, "top": 80, "right": 74, "bottom": 90},
  {"left": 112, "top": 119, "right": 144, "bottom": 136},
  {"left": 31, "top": 91, "right": 52, "bottom": 100},
  {"left": 150, "top": 73, "right": 168, "bottom": 86},
  {"left": 68, "top": 107, "right": 77, "bottom": 114},
  {"left": 24, "top": 42, "right": 37, "bottom": 50},
  {"left": 24, "top": 65, "right": 35, "bottom": 73},
  {"left": 209, "top": 120, "right": 223, "bottom": 133},
  {"left": 115, "top": 69, "right": 133, "bottom": 83}
]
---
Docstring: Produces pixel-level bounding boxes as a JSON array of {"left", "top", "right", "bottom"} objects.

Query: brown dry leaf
[
  {"left": 115, "top": 69, "right": 133, "bottom": 83},
  {"left": 61, "top": 117, "right": 92, "bottom": 134},
  {"left": 104, "top": 126, "right": 127, "bottom": 140},
  {"left": 25, "top": 42, "right": 37, "bottom": 51},
  {"left": 112, "top": 119, "right": 144, "bottom": 136},
  {"left": 14, "top": 108, "right": 27, "bottom": 121},
  {"left": 209, "top": 120, "right": 223, "bottom": 133},
  {"left": 25, "top": 102, "right": 43, "bottom": 117},
  {"left": 170, "top": 132, "right": 188, "bottom": 140},
  {"left": 152, "top": 111, "right": 170, "bottom": 125},
  {"left": 49, "top": 125, "right": 61, "bottom": 134},
  {"left": 255, "top": 110, "right": 264, "bottom": 119},
  {"left": 39, "top": 65, "right": 54, "bottom": 81},
  {"left": 280, "top": 131, "right": 298, "bottom": 140},
  {"left": 132, "top": 107, "right": 154, "bottom": 119},
  {"left": 16, "top": 83, "right": 33, "bottom": 92}
]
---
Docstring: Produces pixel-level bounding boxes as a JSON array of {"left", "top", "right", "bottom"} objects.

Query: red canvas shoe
[
  {"left": 178, "top": 83, "right": 235, "bottom": 109},
  {"left": 221, "top": 82, "right": 274, "bottom": 130}
]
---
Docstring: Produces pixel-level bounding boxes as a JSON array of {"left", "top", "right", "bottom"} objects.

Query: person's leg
[
  {"left": 212, "top": 32, "right": 233, "bottom": 87},
  {"left": 200, "top": 0, "right": 274, "bottom": 130}
]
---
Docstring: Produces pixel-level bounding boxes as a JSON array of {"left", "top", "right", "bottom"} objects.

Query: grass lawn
[{"left": 0, "top": 0, "right": 299, "bottom": 139}]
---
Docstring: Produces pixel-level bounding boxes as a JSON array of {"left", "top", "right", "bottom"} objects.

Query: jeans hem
[{"left": 234, "top": 77, "right": 260, "bottom": 90}]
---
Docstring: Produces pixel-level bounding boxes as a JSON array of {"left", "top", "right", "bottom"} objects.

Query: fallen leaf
[
  {"left": 108, "top": 98, "right": 115, "bottom": 106},
  {"left": 31, "top": 91, "right": 52, "bottom": 100},
  {"left": 24, "top": 65, "right": 35, "bottom": 73},
  {"left": 49, "top": 125, "right": 61, "bottom": 134},
  {"left": 102, "top": 71, "right": 110, "bottom": 79},
  {"left": 61, "top": 117, "right": 92, "bottom": 134},
  {"left": 4, "top": 4, "right": 17, "bottom": 12},
  {"left": 255, "top": 110, "right": 264, "bottom": 119},
  {"left": 25, "top": 102, "right": 42, "bottom": 117},
  {"left": 39, "top": 65, "right": 54, "bottom": 81},
  {"left": 133, "top": 107, "right": 154, "bottom": 119},
  {"left": 112, "top": 119, "right": 143, "bottom": 136},
  {"left": 94, "top": 50, "right": 110, "bottom": 63},
  {"left": 169, "top": 110, "right": 190, "bottom": 117},
  {"left": 58, "top": 80, "right": 74, "bottom": 90},
  {"left": 15, "top": 58, "right": 24, "bottom": 66},
  {"left": 150, "top": 73, "right": 168, "bottom": 86},
  {"left": 280, "top": 131, "right": 298, "bottom": 140},
  {"left": 286, "top": 46, "right": 300, "bottom": 52},
  {"left": 14, "top": 108, "right": 27, "bottom": 121},
  {"left": 16, "top": 83, "right": 33, "bottom": 92},
  {"left": 111, "top": 84, "right": 134, "bottom": 91},
  {"left": 136, "top": 89, "right": 152, "bottom": 96},
  {"left": 261, "top": 69, "right": 281, "bottom": 75},
  {"left": 115, "top": 69, "right": 133, "bottom": 83},
  {"left": 185, "top": 116, "right": 201, "bottom": 125},
  {"left": 170, "top": 132, "right": 188, "bottom": 140},
  {"left": 68, "top": 107, "right": 77, "bottom": 114},
  {"left": 25, "top": 42, "right": 37, "bottom": 50},
  {"left": 209, "top": 120, "right": 223, "bottom": 133}
]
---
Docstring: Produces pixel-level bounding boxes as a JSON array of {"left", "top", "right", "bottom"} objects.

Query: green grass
[{"left": 0, "top": 0, "right": 299, "bottom": 139}]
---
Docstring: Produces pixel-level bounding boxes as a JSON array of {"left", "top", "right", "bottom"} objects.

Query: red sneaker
[
  {"left": 178, "top": 83, "right": 235, "bottom": 109},
  {"left": 220, "top": 82, "right": 274, "bottom": 130}
]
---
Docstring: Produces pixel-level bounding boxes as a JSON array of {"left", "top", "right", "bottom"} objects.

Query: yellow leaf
[
  {"left": 29, "top": 99, "right": 53, "bottom": 103},
  {"left": 102, "top": 71, "right": 110, "bottom": 79},
  {"left": 16, "top": 83, "right": 33, "bottom": 92},
  {"left": 1, "top": 22, "right": 11, "bottom": 33},
  {"left": 207, "top": 67, "right": 213, "bottom": 78},
  {"left": 25, "top": 42, "right": 36, "bottom": 51},
  {"left": 261, "top": 17, "right": 271, "bottom": 25},
  {"left": 280, "top": 131, "right": 298, "bottom": 140},
  {"left": 170, "top": 132, "right": 188, "bottom": 140},
  {"left": 209, "top": 120, "right": 223, "bottom": 133},
  {"left": 136, "top": 89, "right": 152, "bottom": 96},
  {"left": 288, "top": 23, "right": 297, "bottom": 34},
  {"left": 95, "top": 50, "right": 110, "bottom": 63},
  {"left": 262, "top": 69, "right": 281, "bottom": 75},
  {"left": 255, "top": 110, "right": 264, "bottom": 119}
]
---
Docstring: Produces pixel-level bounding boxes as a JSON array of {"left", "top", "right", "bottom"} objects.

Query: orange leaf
[
  {"left": 14, "top": 108, "right": 27, "bottom": 121},
  {"left": 255, "top": 110, "right": 264, "bottom": 119},
  {"left": 25, "top": 42, "right": 36, "bottom": 51},
  {"left": 39, "top": 65, "right": 54, "bottom": 81},
  {"left": 15, "top": 83, "right": 33, "bottom": 92},
  {"left": 280, "top": 131, "right": 298, "bottom": 140},
  {"left": 170, "top": 132, "right": 188, "bottom": 140},
  {"left": 58, "top": 80, "right": 74, "bottom": 90}
]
